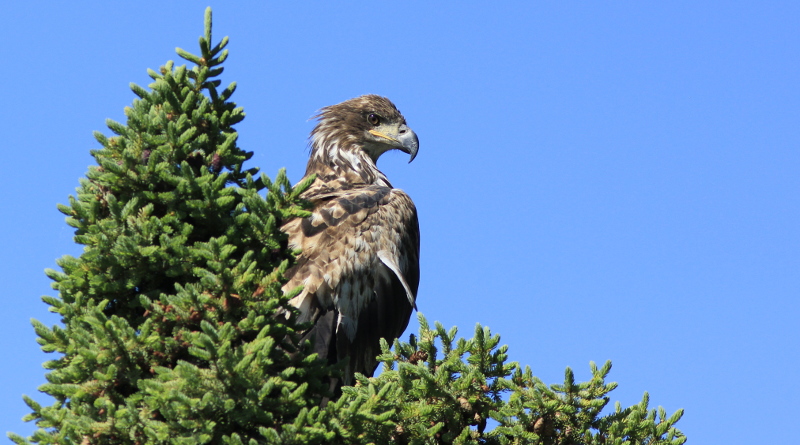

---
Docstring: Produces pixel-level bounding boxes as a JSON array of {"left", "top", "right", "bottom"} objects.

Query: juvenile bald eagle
[{"left": 281, "top": 95, "right": 420, "bottom": 386}]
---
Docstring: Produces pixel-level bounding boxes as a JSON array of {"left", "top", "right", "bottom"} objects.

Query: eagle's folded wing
[{"left": 282, "top": 185, "right": 419, "bottom": 381}]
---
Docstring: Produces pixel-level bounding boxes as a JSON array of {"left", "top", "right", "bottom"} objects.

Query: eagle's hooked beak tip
[{"left": 401, "top": 128, "right": 419, "bottom": 164}]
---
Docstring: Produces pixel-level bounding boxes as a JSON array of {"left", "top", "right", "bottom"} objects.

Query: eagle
[{"left": 281, "top": 95, "right": 420, "bottom": 388}]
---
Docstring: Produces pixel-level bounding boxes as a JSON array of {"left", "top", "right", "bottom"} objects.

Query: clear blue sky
[{"left": 2, "top": 2, "right": 798, "bottom": 443}]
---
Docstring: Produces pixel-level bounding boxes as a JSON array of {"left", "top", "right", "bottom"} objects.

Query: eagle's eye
[{"left": 367, "top": 114, "right": 380, "bottom": 126}]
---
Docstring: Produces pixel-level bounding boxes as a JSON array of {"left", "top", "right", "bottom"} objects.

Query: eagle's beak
[
  {"left": 398, "top": 126, "right": 419, "bottom": 163},
  {"left": 369, "top": 125, "right": 419, "bottom": 163}
]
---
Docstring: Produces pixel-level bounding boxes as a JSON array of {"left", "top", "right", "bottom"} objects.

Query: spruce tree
[
  {"left": 10, "top": 8, "right": 330, "bottom": 444},
  {"left": 324, "top": 316, "right": 686, "bottom": 444},
  {"left": 12, "top": 8, "right": 686, "bottom": 445}
]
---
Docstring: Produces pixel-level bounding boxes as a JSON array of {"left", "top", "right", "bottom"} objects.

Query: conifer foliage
[
  {"left": 318, "top": 315, "right": 686, "bottom": 445},
  {"left": 11, "top": 8, "right": 328, "bottom": 444},
  {"left": 12, "top": 8, "right": 686, "bottom": 445}
]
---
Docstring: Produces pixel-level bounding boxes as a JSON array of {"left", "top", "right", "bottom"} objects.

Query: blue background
[{"left": 3, "top": 3, "right": 798, "bottom": 443}]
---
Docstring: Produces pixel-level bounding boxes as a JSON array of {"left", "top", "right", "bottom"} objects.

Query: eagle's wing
[{"left": 282, "top": 184, "right": 420, "bottom": 382}]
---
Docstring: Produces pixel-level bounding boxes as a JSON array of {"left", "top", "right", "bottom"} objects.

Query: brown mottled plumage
[{"left": 282, "top": 95, "right": 420, "bottom": 387}]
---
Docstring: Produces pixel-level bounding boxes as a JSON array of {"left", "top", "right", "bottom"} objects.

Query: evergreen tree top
[{"left": 11, "top": 8, "right": 685, "bottom": 444}]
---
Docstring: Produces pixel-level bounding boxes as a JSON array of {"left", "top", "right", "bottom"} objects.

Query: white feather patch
[{"left": 377, "top": 250, "right": 417, "bottom": 310}]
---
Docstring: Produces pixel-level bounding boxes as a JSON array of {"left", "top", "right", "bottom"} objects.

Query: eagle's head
[{"left": 309, "top": 95, "right": 419, "bottom": 167}]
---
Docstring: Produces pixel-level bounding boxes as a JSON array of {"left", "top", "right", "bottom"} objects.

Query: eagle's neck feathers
[{"left": 305, "top": 124, "right": 391, "bottom": 189}]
